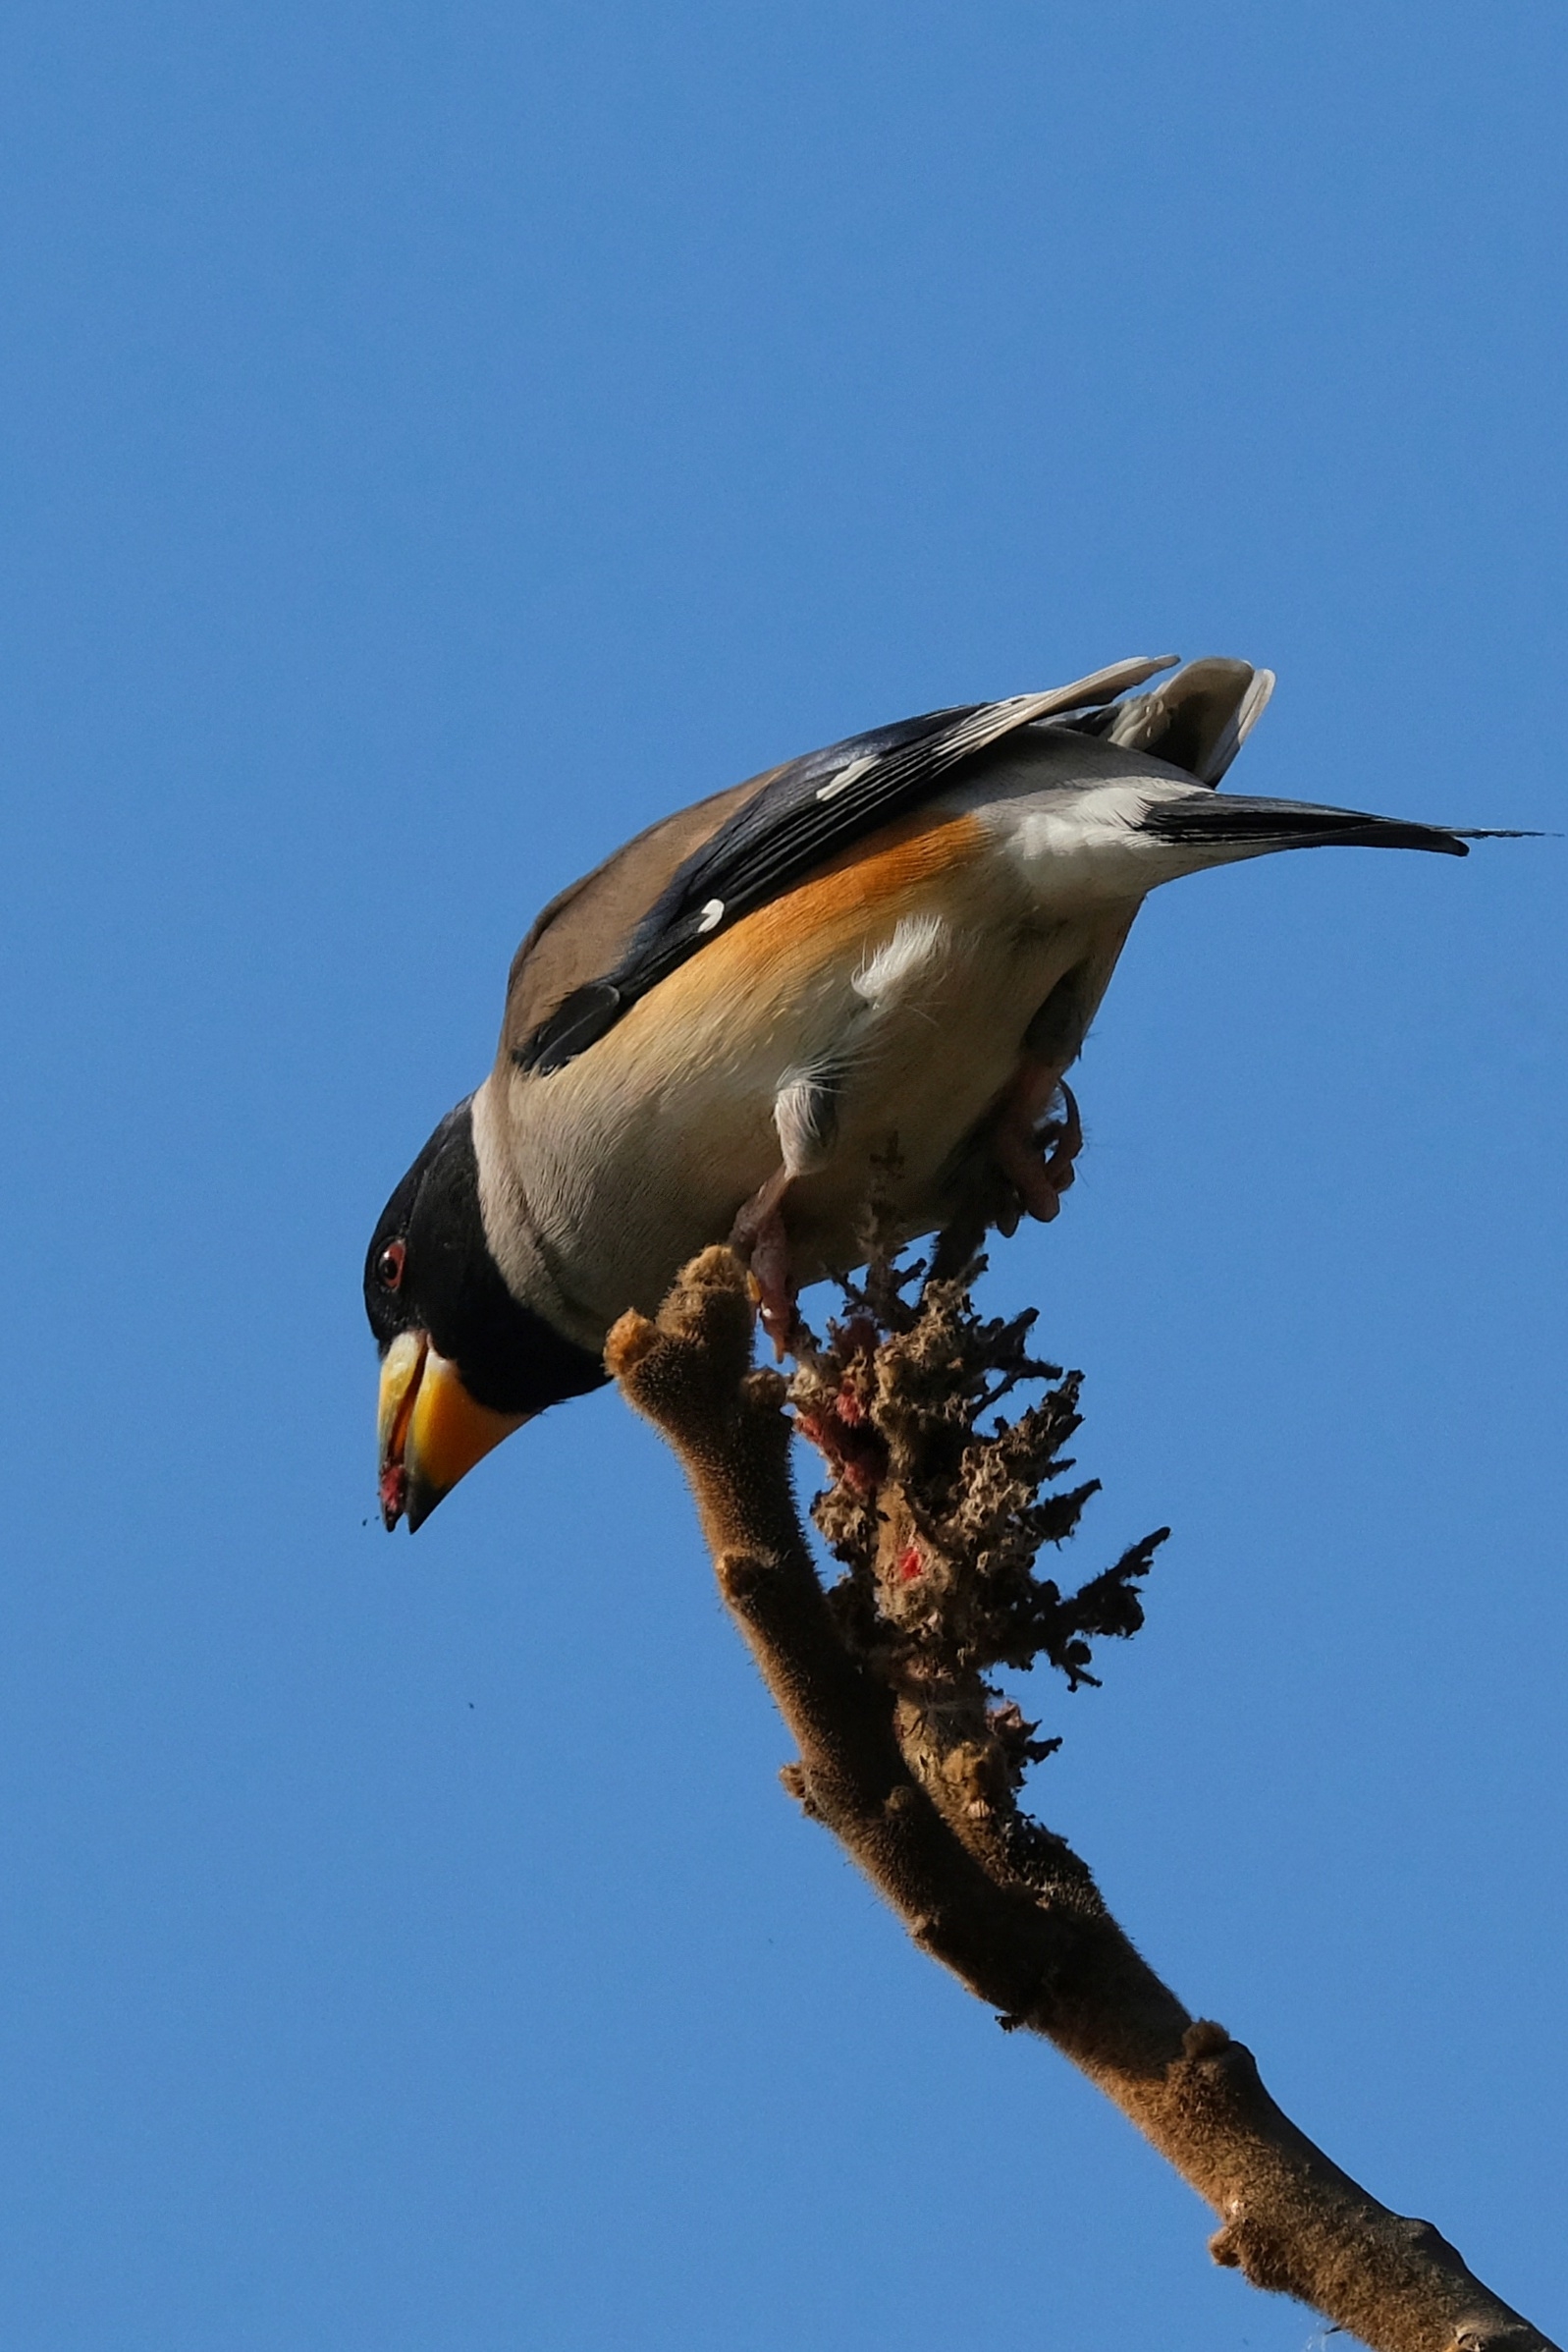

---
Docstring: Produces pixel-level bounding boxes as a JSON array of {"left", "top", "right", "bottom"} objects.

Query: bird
[{"left": 366, "top": 651, "right": 1511, "bottom": 1531}]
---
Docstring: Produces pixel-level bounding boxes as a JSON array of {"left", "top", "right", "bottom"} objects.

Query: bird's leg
[
  {"left": 730, "top": 1167, "right": 798, "bottom": 1358},
  {"left": 992, "top": 1061, "right": 1082, "bottom": 1225},
  {"left": 731, "top": 1067, "right": 842, "bottom": 1358}
]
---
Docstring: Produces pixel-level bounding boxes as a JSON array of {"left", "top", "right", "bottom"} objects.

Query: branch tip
[
  {"left": 1182, "top": 2018, "right": 1233, "bottom": 2060},
  {"left": 602, "top": 1306, "right": 659, "bottom": 1379}
]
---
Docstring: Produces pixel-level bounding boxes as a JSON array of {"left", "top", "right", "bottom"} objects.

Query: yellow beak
[{"left": 377, "top": 1330, "right": 530, "bottom": 1530}]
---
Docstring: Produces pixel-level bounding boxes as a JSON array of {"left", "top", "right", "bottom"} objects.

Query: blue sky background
[{"left": 2, "top": 2, "right": 1564, "bottom": 2345}]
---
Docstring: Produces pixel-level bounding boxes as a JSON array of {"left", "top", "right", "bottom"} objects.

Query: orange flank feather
[{"left": 653, "top": 805, "right": 988, "bottom": 1010}]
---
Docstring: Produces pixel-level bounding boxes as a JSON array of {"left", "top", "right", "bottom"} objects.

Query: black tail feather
[{"left": 1141, "top": 793, "right": 1476, "bottom": 857}]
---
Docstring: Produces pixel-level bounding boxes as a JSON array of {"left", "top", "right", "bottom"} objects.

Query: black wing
[{"left": 516, "top": 655, "right": 1177, "bottom": 1074}]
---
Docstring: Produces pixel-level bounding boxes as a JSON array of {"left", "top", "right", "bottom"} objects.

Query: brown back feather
[{"left": 498, "top": 768, "right": 781, "bottom": 1063}]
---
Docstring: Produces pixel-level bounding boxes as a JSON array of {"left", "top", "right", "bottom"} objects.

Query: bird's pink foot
[
  {"left": 749, "top": 1214, "right": 796, "bottom": 1358},
  {"left": 993, "top": 1067, "right": 1082, "bottom": 1226},
  {"left": 730, "top": 1169, "right": 798, "bottom": 1357}
]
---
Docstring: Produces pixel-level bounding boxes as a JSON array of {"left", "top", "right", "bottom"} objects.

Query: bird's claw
[
  {"left": 995, "top": 1078, "right": 1082, "bottom": 1226},
  {"left": 746, "top": 1241, "right": 797, "bottom": 1360},
  {"left": 731, "top": 1173, "right": 798, "bottom": 1359}
]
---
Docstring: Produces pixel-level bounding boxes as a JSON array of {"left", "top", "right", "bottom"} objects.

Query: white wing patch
[
  {"left": 815, "top": 751, "right": 880, "bottom": 803},
  {"left": 852, "top": 912, "right": 949, "bottom": 1008}
]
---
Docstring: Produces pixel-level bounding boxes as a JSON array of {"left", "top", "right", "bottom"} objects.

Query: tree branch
[{"left": 606, "top": 1244, "right": 1557, "bottom": 2352}]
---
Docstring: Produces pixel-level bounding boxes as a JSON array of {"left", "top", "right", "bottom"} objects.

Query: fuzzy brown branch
[{"left": 606, "top": 1245, "right": 1557, "bottom": 2352}]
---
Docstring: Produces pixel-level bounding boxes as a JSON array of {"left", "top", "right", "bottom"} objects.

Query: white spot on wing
[
  {"left": 696, "top": 899, "right": 726, "bottom": 934},
  {"left": 816, "top": 752, "right": 879, "bottom": 802}
]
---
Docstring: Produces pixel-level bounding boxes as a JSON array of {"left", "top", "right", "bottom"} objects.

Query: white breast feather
[
  {"left": 852, "top": 911, "right": 949, "bottom": 1007},
  {"left": 774, "top": 1069, "right": 838, "bottom": 1176}
]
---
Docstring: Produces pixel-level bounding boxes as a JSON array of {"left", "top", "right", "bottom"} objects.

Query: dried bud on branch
[{"left": 788, "top": 1232, "right": 1166, "bottom": 1887}]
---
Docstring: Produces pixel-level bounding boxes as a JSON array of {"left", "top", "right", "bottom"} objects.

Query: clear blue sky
[{"left": 2, "top": 3, "right": 1563, "bottom": 2345}]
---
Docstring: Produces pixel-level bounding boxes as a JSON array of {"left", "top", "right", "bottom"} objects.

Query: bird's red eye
[{"left": 376, "top": 1240, "right": 406, "bottom": 1291}]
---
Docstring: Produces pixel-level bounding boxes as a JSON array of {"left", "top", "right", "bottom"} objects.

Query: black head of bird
[{"left": 364, "top": 1098, "right": 607, "bottom": 1529}]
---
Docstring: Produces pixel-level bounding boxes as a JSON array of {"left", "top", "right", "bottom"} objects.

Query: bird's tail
[{"left": 1139, "top": 793, "right": 1538, "bottom": 860}]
